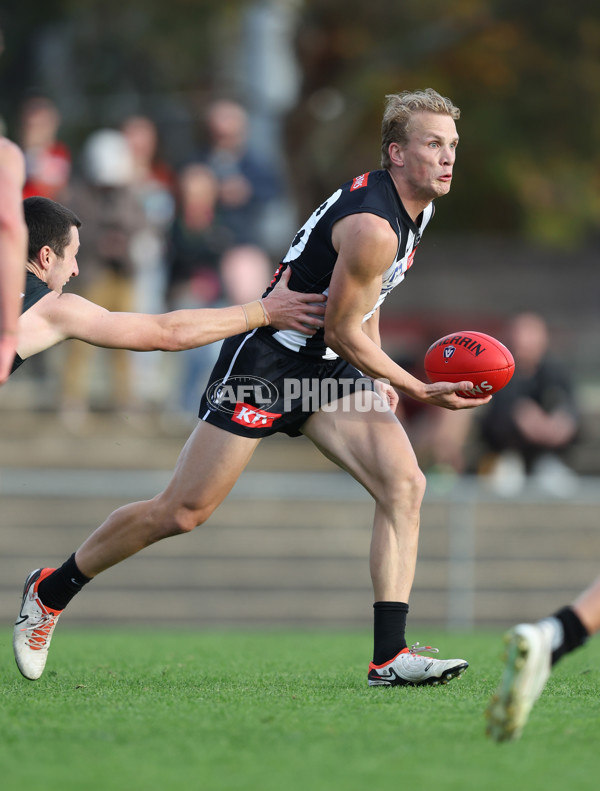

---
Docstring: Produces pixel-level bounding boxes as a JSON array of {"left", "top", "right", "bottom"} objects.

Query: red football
[{"left": 424, "top": 330, "right": 515, "bottom": 398}]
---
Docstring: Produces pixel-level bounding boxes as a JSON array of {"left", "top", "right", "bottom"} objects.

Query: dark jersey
[
  {"left": 10, "top": 271, "right": 53, "bottom": 374},
  {"left": 261, "top": 169, "right": 434, "bottom": 359}
]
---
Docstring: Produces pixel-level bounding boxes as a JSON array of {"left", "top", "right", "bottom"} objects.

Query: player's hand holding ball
[{"left": 423, "top": 330, "right": 515, "bottom": 409}]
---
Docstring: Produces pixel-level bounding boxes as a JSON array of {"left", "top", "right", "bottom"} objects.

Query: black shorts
[{"left": 198, "top": 330, "right": 374, "bottom": 437}]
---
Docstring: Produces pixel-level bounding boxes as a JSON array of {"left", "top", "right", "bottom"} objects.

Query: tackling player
[{"left": 6, "top": 196, "right": 325, "bottom": 379}]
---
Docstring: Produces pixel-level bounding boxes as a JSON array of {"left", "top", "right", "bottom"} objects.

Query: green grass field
[{"left": 1, "top": 628, "right": 598, "bottom": 791}]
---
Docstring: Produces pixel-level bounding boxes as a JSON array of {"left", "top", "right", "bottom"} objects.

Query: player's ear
[
  {"left": 38, "top": 245, "right": 53, "bottom": 271},
  {"left": 389, "top": 142, "right": 403, "bottom": 167}
]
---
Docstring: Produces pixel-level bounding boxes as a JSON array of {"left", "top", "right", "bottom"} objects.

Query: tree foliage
[
  {"left": 286, "top": 0, "right": 600, "bottom": 244},
  {"left": 1, "top": 0, "right": 599, "bottom": 245}
]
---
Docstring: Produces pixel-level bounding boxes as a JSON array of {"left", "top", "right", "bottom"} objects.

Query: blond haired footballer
[{"left": 14, "top": 90, "right": 491, "bottom": 685}]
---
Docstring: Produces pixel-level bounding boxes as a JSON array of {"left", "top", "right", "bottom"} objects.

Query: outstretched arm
[
  {"left": 0, "top": 140, "right": 27, "bottom": 384},
  {"left": 16, "top": 266, "right": 326, "bottom": 361}
]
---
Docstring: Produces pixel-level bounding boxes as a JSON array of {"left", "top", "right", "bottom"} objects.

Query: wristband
[
  {"left": 258, "top": 299, "right": 270, "bottom": 326},
  {"left": 242, "top": 300, "right": 270, "bottom": 330}
]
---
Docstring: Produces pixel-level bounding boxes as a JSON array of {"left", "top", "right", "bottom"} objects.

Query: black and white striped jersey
[{"left": 261, "top": 169, "right": 434, "bottom": 359}]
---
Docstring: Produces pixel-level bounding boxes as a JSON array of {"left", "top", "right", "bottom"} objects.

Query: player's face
[
  {"left": 397, "top": 112, "right": 458, "bottom": 201},
  {"left": 48, "top": 226, "right": 80, "bottom": 294}
]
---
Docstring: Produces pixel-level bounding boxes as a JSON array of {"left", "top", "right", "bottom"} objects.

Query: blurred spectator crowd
[
  {"left": 4, "top": 94, "right": 584, "bottom": 491},
  {"left": 9, "top": 93, "right": 285, "bottom": 429}
]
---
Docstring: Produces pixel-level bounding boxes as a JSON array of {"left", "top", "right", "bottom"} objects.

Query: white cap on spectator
[{"left": 82, "top": 129, "right": 134, "bottom": 187}]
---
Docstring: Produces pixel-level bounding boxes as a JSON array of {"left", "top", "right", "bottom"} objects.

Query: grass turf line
[{"left": 1, "top": 629, "right": 599, "bottom": 791}]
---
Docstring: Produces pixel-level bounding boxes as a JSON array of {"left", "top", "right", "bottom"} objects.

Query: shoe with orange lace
[
  {"left": 13, "top": 569, "right": 62, "bottom": 680},
  {"left": 368, "top": 643, "right": 469, "bottom": 686}
]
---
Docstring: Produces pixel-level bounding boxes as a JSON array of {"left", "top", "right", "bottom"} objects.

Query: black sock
[
  {"left": 37, "top": 553, "right": 91, "bottom": 611},
  {"left": 549, "top": 605, "right": 590, "bottom": 666},
  {"left": 372, "top": 601, "right": 409, "bottom": 665}
]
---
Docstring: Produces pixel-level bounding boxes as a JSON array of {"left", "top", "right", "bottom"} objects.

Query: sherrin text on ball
[{"left": 424, "top": 330, "right": 515, "bottom": 398}]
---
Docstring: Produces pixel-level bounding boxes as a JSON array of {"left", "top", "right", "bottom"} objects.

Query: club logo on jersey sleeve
[{"left": 350, "top": 172, "right": 370, "bottom": 191}]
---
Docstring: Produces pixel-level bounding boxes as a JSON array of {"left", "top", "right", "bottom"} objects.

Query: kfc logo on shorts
[
  {"left": 232, "top": 402, "right": 282, "bottom": 428},
  {"left": 350, "top": 172, "right": 369, "bottom": 191}
]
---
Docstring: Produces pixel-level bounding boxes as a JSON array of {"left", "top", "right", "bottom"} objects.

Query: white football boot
[
  {"left": 14, "top": 568, "right": 63, "bottom": 680},
  {"left": 368, "top": 643, "right": 469, "bottom": 686},
  {"left": 486, "top": 621, "right": 554, "bottom": 741}
]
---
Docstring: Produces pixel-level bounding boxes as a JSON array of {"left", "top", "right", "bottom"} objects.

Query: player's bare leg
[
  {"left": 75, "top": 422, "right": 261, "bottom": 577},
  {"left": 14, "top": 422, "right": 260, "bottom": 679},
  {"left": 301, "top": 390, "right": 468, "bottom": 686},
  {"left": 303, "top": 390, "right": 423, "bottom": 602},
  {"left": 572, "top": 575, "right": 600, "bottom": 635}
]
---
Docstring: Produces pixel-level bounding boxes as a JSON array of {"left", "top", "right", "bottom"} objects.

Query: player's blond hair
[{"left": 381, "top": 89, "right": 460, "bottom": 169}]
